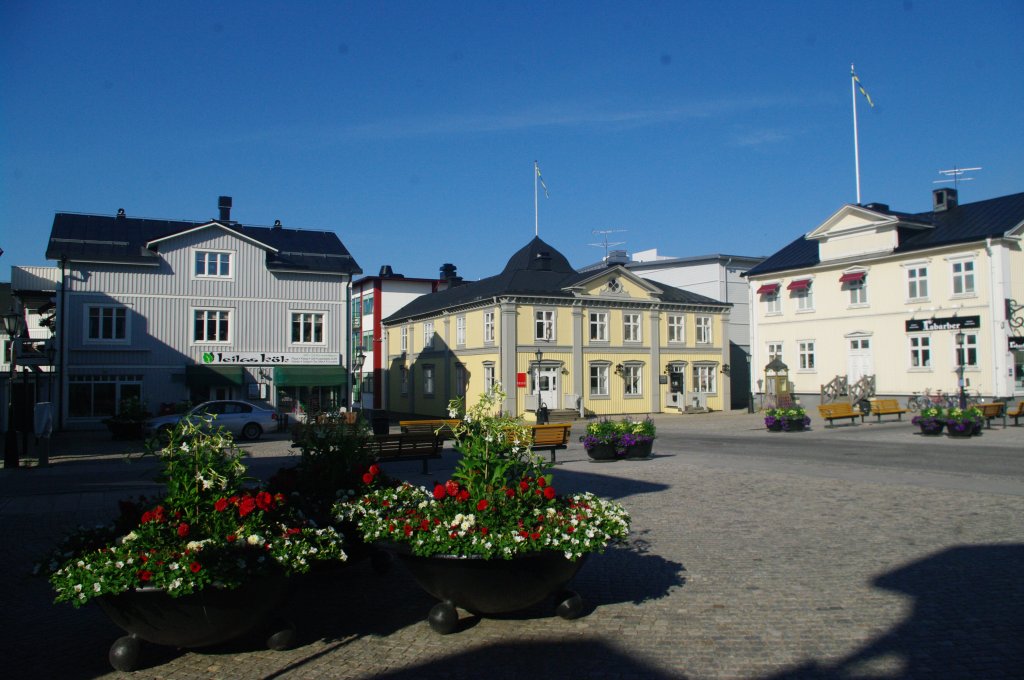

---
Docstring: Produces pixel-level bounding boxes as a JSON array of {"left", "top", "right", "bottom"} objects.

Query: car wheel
[{"left": 241, "top": 423, "right": 262, "bottom": 440}]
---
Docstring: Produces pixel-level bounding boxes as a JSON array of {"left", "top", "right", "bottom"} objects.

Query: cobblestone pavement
[{"left": 2, "top": 412, "right": 1022, "bottom": 679}]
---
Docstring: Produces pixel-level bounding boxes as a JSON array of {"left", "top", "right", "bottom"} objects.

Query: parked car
[{"left": 144, "top": 400, "right": 279, "bottom": 441}]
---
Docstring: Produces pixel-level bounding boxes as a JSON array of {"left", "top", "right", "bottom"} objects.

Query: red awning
[
  {"left": 756, "top": 283, "right": 780, "bottom": 295},
  {"left": 839, "top": 271, "right": 866, "bottom": 283},
  {"left": 787, "top": 279, "right": 811, "bottom": 291}
]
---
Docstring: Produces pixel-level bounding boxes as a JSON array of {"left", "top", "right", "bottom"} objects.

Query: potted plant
[
  {"left": 581, "top": 418, "right": 620, "bottom": 461},
  {"left": 41, "top": 419, "right": 348, "bottom": 671},
  {"left": 944, "top": 406, "right": 983, "bottom": 437},
  {"left": 102, "top": 397, "right": 153, "bottom": 440},
  {"left": 617, "top": 417, "right": 656, "bottom": 459},
  {"left": 764, "top": 406, "right": 810, "bottom": 432},
  {"left": 911, "top": 406, "right": 946, "bottom": 435},
  {"left": 339, "top": 385, "right": 631, "bottom": 634}
]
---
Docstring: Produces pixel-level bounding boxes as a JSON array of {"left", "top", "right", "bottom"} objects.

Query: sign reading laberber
[
  {"left": 904, "top": 315, "right": 980, "bottom": 333},
  {"left": 201, "top": 352, "right": 340, "bottom": 366}
]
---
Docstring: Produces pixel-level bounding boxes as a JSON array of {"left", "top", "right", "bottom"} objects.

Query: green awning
[
  {"left": 274, "top": 366, "right": 348, "bottom": 387},
  {"left": 185, "top": 365, "right": 245, "bottom": 387}
]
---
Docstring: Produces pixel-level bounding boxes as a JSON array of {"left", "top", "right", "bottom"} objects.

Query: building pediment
[
  {"left": 567, "top": 266, "right": 662, "bottom": 300},
  {"left": 145, "top": 221, "right": 278, "bottom": 254},
  {"left": 807, "top": 205, "right": 933, "bottom": 263}
]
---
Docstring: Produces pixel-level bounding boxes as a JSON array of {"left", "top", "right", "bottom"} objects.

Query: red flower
[
  {"left": 177, "top": 522, "right": 190, "bottom": 538},
  {"left": 238, "top": 497, "right": 257, "bottom": 517},
  {"left": 505, "top": 488, "right": 515, "bottom": 498},
  {"left": 190, "top": 562, "right": 202, "bottom": 573},
  {"left": 369, "top": 464, "right": 381, "bottom": 476},
  {"left": 433, "top": 484, "right": 446, "bottom": 501},
  {"left": 286, "top": 527, "right": 302, "bottom": 536},
  {"left": 543, "top": 486, "right": 556, "bottom": 500},
  {"left": 226, "top": 534, "right": 237, "bottom": 542},
  {"left": 138, "top": 570, "right": 153, "bottom": 582},
  {"left": 476, "top": 499, "right": 489, "bottom": 512},
  {"left": 519, "top": 480, "right": 530, "bottom": 492},
  {"left": 536, "top": 477, "right": 547, "bottom": 488},
  {"left": 445, "top": 480, "right": 460, "bottom": 497},
  {"left": 530, "top": 532, "right": 541, "bottom": 540},
  {"left": 420, "top": 519, "right": 430, "bottom": 531},
  {"left": 403, "top": 524, "right": 413, "bottom": 537},
  {"left": 362, "top": 472, "right": 374, "bottom": 484},
  {"left": 214, "top": 498, "right": 229, "bottom": 512},
  {"left": 480, "top": 527, "right": 489, "bottom": 536},
  {"left": 140, "top": 511, "right": 153, "bottom": 524},
  {"left": 457, "top": 489, "right": 470, "bottom": 502},
  {"left": 255, "top": 491, "right": 274, "bottom": 511}
]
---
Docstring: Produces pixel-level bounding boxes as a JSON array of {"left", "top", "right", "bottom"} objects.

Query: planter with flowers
[
  {"left": 618, "top": 417, "right": 656, "bottom": 459},
  {"left": 911, "top": 406, "right": 946, "bottom": 436},
  {"left": 945, "top": 406, "right": 984, "bottom": 438},
  {"left": 43, "top": 419, "right": 348, "bottom": 671},
  {"left": 764, "top": 407, "right": 811, "bottom": 432},
  {"left": 581, "top": 418, "right": 620, "bottom": 461},
  {"left": 339, "top": 385, "right": 631, "bottom": 634}
]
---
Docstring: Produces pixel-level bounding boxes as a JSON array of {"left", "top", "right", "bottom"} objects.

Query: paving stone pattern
[{"left": 1, "top": 412, "right": 1022, "bottom": 679}]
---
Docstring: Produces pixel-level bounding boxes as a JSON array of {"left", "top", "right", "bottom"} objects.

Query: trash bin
[
  {"left": 371, "top": 411, "right": 391, "bottom": 435},
  {"left": 536, "top": 404, "right": 550, "bottom": 425},
  {"left": 857, "top": 399, "right": 872, "bottom": 416}
]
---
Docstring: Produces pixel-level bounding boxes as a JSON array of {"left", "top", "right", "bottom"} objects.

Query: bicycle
[{"left": 907, "top": 388, "right": 954, "bottom": 412}]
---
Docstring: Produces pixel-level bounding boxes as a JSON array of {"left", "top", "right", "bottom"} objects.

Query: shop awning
[
  {"left": 274, "top": 365, "right": 348, "bottom": 388},
  {"left": 787, "top": 279, "right": 811, "bottom": 291},
  {"left": 756, "top": 283, "right": 780, "bottom": 295},
  {"left": 185, "top": 365, "right": 245, "bottom": 387},
  {"left": 839, "top": 271, "right": 866, "bottom": 283}
]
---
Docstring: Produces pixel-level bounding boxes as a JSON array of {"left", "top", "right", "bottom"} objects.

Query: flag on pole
[
  {"left": 852, "top": 70, "right": 874, "bottom": 107},
  {"left": 535, "top": 162, "right": 549, "bottom": 198}
]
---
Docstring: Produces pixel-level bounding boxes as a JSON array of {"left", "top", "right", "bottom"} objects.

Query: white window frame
[
  {"left": 400, "top": 326, "right": 408, "bottom": 353},
  {"left": 623, "top": 363, "right": 643, "bottom": 397},
  {"left": 951, "top": 259, "right": 976, "bottom": 297},
  {"left": 956, "top": 333, "right": 979, "bottom": 369},
  {"left": 848, "top": 278, "right": 867, "bottom": 306},
  {"left": 909, "top": 334, "right": 931, "bottom": 369},
  {"left": 589, "top": 362, "right": 610, "bottom": 397},
  {"left": 535, "top": 309, "right": 555, "bottom": 342},
  {"left": 623, "top": 312, "right": 642, "bottom": 343},
  {"left": 907, "top": 265, "right": 929, "bottom": 301},
  {"left": 423, "top": 321, "right": 434, "bottom": 350},
  {"left": 692, "top": 364, "right": 717, "bottom": 393},
  {"left": 455, "top": 363, "right": 467, "bottom": 398},
  {"left": 193, "top": 308, "right": 231, "bottom": 344},
  {"left": 483, "top": 311, "right": 495, "bottom": 344},
  {"left": 667, "top": 314, "right": 685, "bottom": 343},
  {"left": 798, "top": 340, "right": 815, "bottom": 371},
  {"left": 456, "top": 316, "right": 466, "bottom": 347},
  {"left": 85, "top": 305, "right": 129, "bottom": 344},
  {"left": 767, "top": 341, "right": 783, "bottom": 362},
  {"left": 483, "top": 363, "right": 496, "bottom": 391},
  {"left": 696, "top": 316, "right": 712, "bottom": 344},
  {"left": 589, "top": 312, "right": 609, "bottom": 342},
  {"left": 422, "top": 364, "right": 435, "bottom": 397},
  {"left": 765, "top": 291, "right": 781, "bottom": 314},
  {"left": 794, "top": 284, "right": 814, "bottom": 312},
  {"left": 193, "top": 249, "right": 233, "bottom": 279},
  {"left": 290, "top": 311, "right": 325, "bottom": 345},
  {"left": 400, "top": 367, "right": 409, "bottom": 396}
]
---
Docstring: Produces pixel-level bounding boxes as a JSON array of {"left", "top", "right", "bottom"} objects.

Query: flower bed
[
  {"left": 581, "top": 417, "right": 656, "bottom": 459},
  {"left": 764, "top": 407, "right": 810, "bottom": 432}
]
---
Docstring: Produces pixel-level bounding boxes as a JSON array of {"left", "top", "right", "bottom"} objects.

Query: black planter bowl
[
  {"left": 96, "top": 575, "right": 294, "bottom": 671},
  {"left": 388, "top": 548, "right": 588, "bottom": 634},
  {"left": 585, "top": 443, "right": 618, "bottom": 462}
]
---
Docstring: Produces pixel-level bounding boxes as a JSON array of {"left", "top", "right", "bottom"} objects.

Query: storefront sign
[
  {"left": 904, "top": 315, "right": 980, "bottom": 333},
  {"left": 1010, "top": 337, "right": 1024, "bottom": 351},
  {"left": 516, "top": 372, "right": 527, "bottom": 388},
  {"left": 200, "top": 352, "right": 340, "bottom": 366}
]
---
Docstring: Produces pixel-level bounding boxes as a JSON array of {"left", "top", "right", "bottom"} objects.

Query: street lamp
[
  {"left": 352, "top": 347, "right": 367, "bottom": 411},
  {"left": 955, "top": 331, "right": 966, "bottom": 409},
  {"left": 2, "top": 308, "right": 23, "bottom": 469}
]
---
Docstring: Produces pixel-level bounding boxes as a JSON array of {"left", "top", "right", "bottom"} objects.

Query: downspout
[
  {"left": 346, "top": 281, "right": 353, "bottom": 409},
  {"left": 58, "top": 255, "right": 67, "bottom": 431},
  {"left": 985, "top": 237, "right": 1005, "bottom": 398}
]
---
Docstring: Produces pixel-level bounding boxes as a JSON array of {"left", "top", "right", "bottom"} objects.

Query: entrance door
[
  {"left": 847, "top": 337, "right": 873, "bottom": 383},
  {"left": 668, "top": 364, "right": 686, "bottom": 406},
  {"left": 536, "top": 366, "right": 559, "bottom": 409}
]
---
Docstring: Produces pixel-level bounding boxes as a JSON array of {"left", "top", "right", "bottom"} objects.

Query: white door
[
  {"left": 536, "top": 366, "right": 559, "bottom": 409},
  {"left": 847, "top": 338, "right": 873, "bottom": 383}
]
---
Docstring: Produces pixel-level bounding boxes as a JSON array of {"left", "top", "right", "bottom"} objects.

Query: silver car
[{"left": 144, "top": 400, "right": 279, "bottom": 441}]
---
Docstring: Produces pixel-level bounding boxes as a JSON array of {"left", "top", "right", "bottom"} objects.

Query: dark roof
[
  {"left": 745, "top": 191, "right": 1024, "bottom": 278},
  {"left": 45, "top": 213, "right": 362, "bottom": 276},
  {"left": 385, "top": 236, "right": 727, "bottom": 323}
]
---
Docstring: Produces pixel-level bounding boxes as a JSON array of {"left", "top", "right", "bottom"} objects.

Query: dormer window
[{"left": 194, "top": 250, "right": 232, "bottom": 279}]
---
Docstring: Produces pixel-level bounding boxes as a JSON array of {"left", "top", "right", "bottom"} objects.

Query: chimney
[
  {"left": 439, "top": 263, "right": 463, "bottom": 285},
  {"left": 606, "top": 249, "right": 628, "bottom": 266},
  {"left": 273, "top": 219, "right": 282, "bottom": 229},
  {"left": 379, "top": 265, "right": 395, "bottom": 277},
  {"left": 933, "top": 187, "right": 958, "bottom": 213},
  {"left": 116, "top": 208, "right": 126, "bottom": 219},
  {"left": 218, "top": 196, "right": 233, "bottom": 222}
]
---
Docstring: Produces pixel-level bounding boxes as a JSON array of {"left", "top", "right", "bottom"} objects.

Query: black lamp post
[
  {"left": 534, "top": 349, "right": 543, "bottom": 400},
  {"left": 352, "top": 347, "right": 366, "bottom": 411},
  {"left": 955, "top": 331, "right": 966, "bottom": 409},
  {"left": 3, "top": 308, "right": 22, "bottom": 468}
]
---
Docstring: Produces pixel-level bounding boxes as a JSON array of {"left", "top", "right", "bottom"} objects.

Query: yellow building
[
  {"left": 381, "top": 237, "right": 732, "bottom": 418},
  {"left": 746, "top": 188, "right": 1024, "bottom": 404}
]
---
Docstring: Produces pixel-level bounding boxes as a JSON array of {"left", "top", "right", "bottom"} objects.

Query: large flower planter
[
  {"left": 946, "top": 422, "right": 974, "bottom": 438},
  {"left": 389, "top": 547, "right": 588, "bottom": 634},
  {"left": 96, "top": 575, "right": 294, "bottom": 671},
  {"left": 585, "top": 443, "right": 618, "bottom": 462},
  {"left": 782, "top": 419, "right": 807, "bottom": 432},
  {"left": 917, "top": 421, "right": 944, "bottom": 436},
  {"left": 622, "top": 439, "right": 654, "bottom": 459}
]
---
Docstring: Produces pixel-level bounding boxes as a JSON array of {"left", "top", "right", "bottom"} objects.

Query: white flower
[
  {"left": 73, "top": 584, "right": 82, "bottom": 593},
  {"left": 115, "top": 560, "right": 124, "bottom": 569},
  {"left": 247, "top": 534, "right": 263, "bottom": 546},
  {"left": 93, "top": 583, "right": 101, "bottom": 592},
  {"left": 123, "top": 531, "right": 138, "bottom": 542}
]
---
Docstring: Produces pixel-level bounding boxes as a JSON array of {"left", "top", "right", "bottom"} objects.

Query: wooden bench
[
  {"left": 368, "top": 433, "right": 442, "bottom": 474},
  {"left": 399, "top": 419, "right": 461, "bottom": 440},
  {"left": 868, "top": 399, "right": 908, "bottom": 423},
  {"left": 817, "top": 403, "right": 863, "bottom": 427},
  {"left": 1007, "top": 401, "right": 1024, "bottom": 426},
  {"left": 979, "top": 402, "right": 1006, "bottom": 429},
  {"left": 528, "top": 423, "right": 573, "bottom": 463}
]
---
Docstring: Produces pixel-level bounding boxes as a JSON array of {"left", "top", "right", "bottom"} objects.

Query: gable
[
  {"left": 808, "top": 205, "right": 924, "bottom": 263},
  {"left": 146, "top": 221, "right": 277, "bottom": 253},
  {"left": 569, "top": 267, "right": 662, "bottom": 301}
]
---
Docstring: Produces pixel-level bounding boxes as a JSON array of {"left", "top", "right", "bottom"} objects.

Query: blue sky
[{"left": 2, "top": 1, "right": 1022, "bottom": 282}]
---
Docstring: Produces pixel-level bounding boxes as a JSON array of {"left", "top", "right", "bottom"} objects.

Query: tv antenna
[
  {"left": 934, "top": 166, "right": 981, "bottom": 190},
  {"left": 588, "top": 229, "right": 627, "bottom": 260}
]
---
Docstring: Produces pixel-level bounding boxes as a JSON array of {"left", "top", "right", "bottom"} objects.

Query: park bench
[
  {"left": 868, "top": 399, "right": 908, "bottom": 423},
  {"left": 1007, "top": 401, "right": 1024, "bottom": 426},
  {"left": 527, "top": 423, "right": 573, "bottom": 463},
  {"left": 399, "top": 419, "right": 461, "bottom": 440},
  {"left": 368, "top": 433, "right": 442, "bottom": 474},
  {"left": 817, "top": 402, "right": 863, "bottom": 427},
  {"left": 978, "top": 402, "right": 1006, "bottom": 429}
]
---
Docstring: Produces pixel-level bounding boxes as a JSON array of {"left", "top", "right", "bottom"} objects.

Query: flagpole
[
  {"left": 534, "top": 160, "right": 539, "bottom": 237},
  {"left": 851, "top": 63, "right": 862, "bottom": 205}
]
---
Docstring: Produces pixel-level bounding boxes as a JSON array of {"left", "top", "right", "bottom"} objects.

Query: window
[
  {"left": 908, "top": 266, "right": 929, "bottom": 300},
  {"left": 483, "top": 311, "right": 495, "bottom": 343},
  {"left": 456, "top": 316, "right": 466, "bottom": 346},
  {"left": 483, "top": 363, "right": 496, "bottom": 391},
  {"left": 87, "top": 306, "right": 127, "bottom": 341},
  {"left": 795, "top": 285, "right": 814, "bottom": 311},
  {"left": 423, "top": 321, "right": 434, "bottom": 349},
  {"left": 194, "top": 250, "right": 231, "bottom": 278},
  {"left": 291, "top": 312, "right": 324, "bottom": 344},
  {"left": 361, "top": 295, "right": 374, "bottom": 315},
  {"left": 850, "top": 338, "right": 870, "bottom": 351},
  {"left": 696, "top": 316, "right": 712, "bottom": 344},
  {"left": 623, "top": 313, "right": 641, "bottom": 342},
  {"left": 589, "top": 363, "right": 609, "bottom": 397},
  {"left": 667, "top": 314, "right": 685, "bottom": 343},
  {"left": 400, "top": 367, "right": 409, "bottom": 396},
  {"left": 589, "top": 312, "right": 608, "bottom": 342},
  {"left": 68, "top": 375, "right": 141, "bottom": 418},
  {"left": 623, "top": 364, "right": 642, "bottom": 396},
  {"left": 910, "top": 335, "right": 931, "bottom": 368},
  {"left": 535, "top": 310, "right": 554, "bottom": 341},
  {"left": 692, "top": 365, "right": 716, "bottom": 393},
  {"left": 765, "top": 290, "right": 781, "bottom": 314},
  {"left": 362, "top": 330, "right": 373, "bottom": 351},
  {"left": 952, "top": 261, "right": 975, "bottom": 296},
  {"left": 798, "top": 341, "right": 815, "bottom": 370},
  {"left": 400, "top": 326, "right": 408, "bottom": 352},
  {"left": 455, "top": 364, "right": 466, "bottom": 398},
  {"left": 422, "top": 364, "right": 434, "bottom": 396},
  {"left": 956, "top": 333, "right": 979, "bottom": 368},
  {"left": 768, "top": 342, "right": 783, "bottom": 362},
  {"left": 849, "top": 278, "right": 867, "bottom": 305},
  {"left": 194, "top": 309, "right": 230, "bottom": 343}
]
